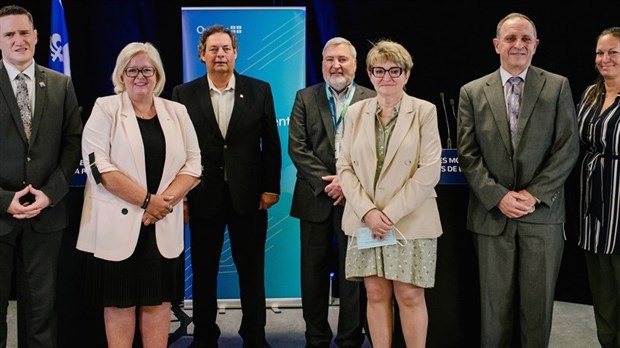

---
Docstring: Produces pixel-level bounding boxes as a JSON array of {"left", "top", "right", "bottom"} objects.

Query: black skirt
[{"left": 83, "top": 223, "right": 184, "bottom": 308}]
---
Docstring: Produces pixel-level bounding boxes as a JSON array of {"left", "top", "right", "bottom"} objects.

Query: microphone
[
  {"left": 439, "top": 92, "right": 452, "bottom": 149},
  {"left": 449, "top": 98, "right": 457, "bottom": 121}
]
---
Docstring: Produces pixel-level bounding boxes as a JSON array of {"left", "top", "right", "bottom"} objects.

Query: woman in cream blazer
[
  {"left": 336, "top": 40, "right": 442, "bottom": 348},
  {"left": 78, "top": 92, "right": 201, "bottom": 260},
  {"left": 77, "top": 42, "right": 201, "bottom": 347},
  {"left": 338, "top": 91, "right": 443, "bottom": 241}
]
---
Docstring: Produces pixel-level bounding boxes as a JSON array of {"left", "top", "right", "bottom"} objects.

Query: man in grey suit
[
  {"left": 0, "top": 5, "right": 82, "bottom": 347},
  {"left": 289, "top": 37, "right": 374, "bottom": 348},
  {"left": 456, "top": 13, "right": 579, "bottom": 347}
]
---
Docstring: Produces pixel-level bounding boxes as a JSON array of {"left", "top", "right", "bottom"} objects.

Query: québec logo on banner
[
  {"left": 49, "top": 33, "right": 70, "bottom": 74},
  {"left": 49, "top": 0, "right": 71, "bottom": 76}
]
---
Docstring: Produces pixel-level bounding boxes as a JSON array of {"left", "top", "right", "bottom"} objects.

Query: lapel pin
[
  {"left": 240, "top": 94, "right": 244, "bottom": 98},
  {"left": 39, "top": 81, "right": 46, "bottom": 88}
]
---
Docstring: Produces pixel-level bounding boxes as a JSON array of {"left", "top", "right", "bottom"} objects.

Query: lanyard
[{"left": 325, "top": 83, "right": 356, "bottom": 131}]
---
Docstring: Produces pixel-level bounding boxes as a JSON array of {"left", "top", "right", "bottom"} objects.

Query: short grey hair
[
  {"left": 322, "top": 37, "right": 357, "bottom": 59},
  {"left": 496, "top": 12, "right": 537, "bottom": 38}
]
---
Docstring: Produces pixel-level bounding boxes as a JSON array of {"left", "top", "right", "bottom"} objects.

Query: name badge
[{"left": 334, "top": 127, "right": 343, "bottom": 159}]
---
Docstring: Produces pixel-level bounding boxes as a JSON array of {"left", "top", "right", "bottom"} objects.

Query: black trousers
[
  {"left": 189, "top": 191, "right": 268, "bottom": 347},
  {"left": 300, "top": 205, "right": 366, "bottom": 348},
  {"left": 0, "top": 222, "right": 62, "bottom": 348}
]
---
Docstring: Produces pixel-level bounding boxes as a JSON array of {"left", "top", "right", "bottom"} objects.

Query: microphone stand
[{"left": 440, "top": 92, "right": 452, "bottom": 148}]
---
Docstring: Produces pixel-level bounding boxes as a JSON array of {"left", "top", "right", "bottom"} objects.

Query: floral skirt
[{"left": 345, "top": 237, "right": 437, "bottom": 288}]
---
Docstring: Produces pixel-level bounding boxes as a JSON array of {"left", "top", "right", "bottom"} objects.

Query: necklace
[
  {"left": 132, "top": 99, "right": 155, "bottom": 119},
  {"left": 135, "top": 109, "right": 154, "bottom": 119}
]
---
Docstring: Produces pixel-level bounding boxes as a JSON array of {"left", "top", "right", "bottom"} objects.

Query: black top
[{"left": 137, "top": 115, "right": 165, "bottom": 193}]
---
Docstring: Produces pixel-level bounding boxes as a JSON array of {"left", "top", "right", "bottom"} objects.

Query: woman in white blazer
[
  {"left": 336, "top": 40, "right": 442, "bottom": 348},
  {"left": 77, "top": 42, "right": 201, "bottom": 347}
]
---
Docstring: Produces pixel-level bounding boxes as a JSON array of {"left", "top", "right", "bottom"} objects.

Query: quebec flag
[{"left": 49, "top": 0, "right": 71, "bottom": 76}]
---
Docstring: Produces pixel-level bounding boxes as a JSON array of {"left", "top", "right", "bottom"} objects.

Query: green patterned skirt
[{"left": 345, "top": 237, "right": 437, "bottom": 288}]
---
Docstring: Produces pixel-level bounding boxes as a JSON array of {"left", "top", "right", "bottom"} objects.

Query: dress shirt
[
  {"left": 208, "top": 74, "right": 236, "bottom": 138},
  {"left": 500, "top": 67, "right": 527, "bottom": 116},
  {"left": 329, "top": 84, "right": 353, "bottom": 159},
  {"left": 374, "top": 102, "right": 401, "bottom": 188}
]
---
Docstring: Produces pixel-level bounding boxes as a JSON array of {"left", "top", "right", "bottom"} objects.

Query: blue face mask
[{"left": 355, "top": 227, "right": 397, "bottom": 250}]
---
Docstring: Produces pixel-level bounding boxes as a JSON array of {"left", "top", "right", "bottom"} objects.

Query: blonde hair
[
  {"left": 111, "top": 42, "right": 166, "bottom": 96},
  {"left": 366, "top": 39, "right": 413, "bottom": 72}
]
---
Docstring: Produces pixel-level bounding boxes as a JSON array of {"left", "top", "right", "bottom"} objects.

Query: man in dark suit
[
  {"left": 172, "top": 25, "right": 281, "bottom": 348},
  {"left": 456, "top": 13, "right": 579, "bottom": 347},
  {"left": 288, "top": 37, "right": 374, "bottom": 348},
  {"left": 0, "top": 5, "right": 82, "bottom": 347}
]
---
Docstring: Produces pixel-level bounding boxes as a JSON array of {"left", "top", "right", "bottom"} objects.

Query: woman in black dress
[{"left": 77, "top": 42, "right": 201, "bottom": 347}]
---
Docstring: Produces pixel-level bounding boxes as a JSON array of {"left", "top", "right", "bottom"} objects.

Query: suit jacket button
[
  {"left": 121, "top": 208, "right": 128, "bottom": 215},
  {"left": 224, "top": 145, "right": 228, "bottom": 149},
  {"left": 26, "top": 157, "right": 32, "bottom": 162}
]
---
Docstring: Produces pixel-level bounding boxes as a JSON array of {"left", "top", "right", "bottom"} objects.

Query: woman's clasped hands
[{"left": 142, "top": 193, "right": 174, "bottom": 226}]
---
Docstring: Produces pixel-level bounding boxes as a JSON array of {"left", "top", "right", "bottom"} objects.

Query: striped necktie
[{"left": 15, "top": 73, "right": 32, "bottom": 141}]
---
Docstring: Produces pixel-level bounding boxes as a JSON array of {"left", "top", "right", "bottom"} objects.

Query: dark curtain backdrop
[
  {"left": 7, "top": 0, "right": 620, "bottom": 345},
  {"left": 18, "top": 1, "right": 618, "bottom": 120}
]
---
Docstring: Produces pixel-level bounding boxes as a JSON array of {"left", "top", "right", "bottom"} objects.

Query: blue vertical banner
[
  {"left": 49, "top": 0, "right": 71, "bottom": 75},
  {"left": 180, "top": 7, "right": 306, "bottom": 301},
  {"left": 51, "top": 0, "right": 86, "bottom": 188}
]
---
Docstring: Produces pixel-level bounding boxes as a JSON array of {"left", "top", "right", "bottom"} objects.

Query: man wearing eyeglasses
[
  {"left": 288, "top": 37, "right": 375, "bottom": 348},
  {"left": 456, "top": 13, "right": 578, "bottom": 346},
  {"left": 0, "top": 5, "right": 82, "bottom": 347},
  {"left": 172, "top": 25, "right": 281, "bottom": 348}
]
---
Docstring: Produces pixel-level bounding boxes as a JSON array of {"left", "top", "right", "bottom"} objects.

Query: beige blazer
[
  {"left": 77, "top": 92, "right": 201, "bottom": 261},
  {"left": 337, "top": 93, "right": 443, "bottom": 239}
]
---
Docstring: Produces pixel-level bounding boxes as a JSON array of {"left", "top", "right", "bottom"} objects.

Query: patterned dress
[
  {"left": 578, "top": 85, "right": 620, "bottom": 254},
  {"left": 345, "top": 104, "right": 437, "bottom": 288}
]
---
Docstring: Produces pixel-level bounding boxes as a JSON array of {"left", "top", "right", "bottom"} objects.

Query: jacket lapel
[
  {"left": 29, "top": 64, "right": 47, "bottom": 147},
  {"left": 0, "top": 61, "right": 29, "bottom": 144},
  {"left": 362, "top": 98, "right": 377, "bottom": 162},
  {"left": 316, "top": 83, "right": 336, "bottom": 149},
  {"left": 484, "top": 71, "right": 512, "bottom": 154},
  {"left": 196, "top": 76, "right": 222, "bottom": 140},
  {"left": 226, "top": 73, "right": 244, "bottom": 140},
  {"left": 153, "top": 97, "right": 176, "bottom": 193},
  {"left": 120, "top": 92, "right": 147, "bottom": 185},
  {"left": 516, "top": 67, "right": 544, "bottom": 146}
]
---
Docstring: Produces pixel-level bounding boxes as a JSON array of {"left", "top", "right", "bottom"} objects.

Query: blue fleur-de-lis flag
[{"left": 49, "top": 0, "right": 71, "bottom": 76}]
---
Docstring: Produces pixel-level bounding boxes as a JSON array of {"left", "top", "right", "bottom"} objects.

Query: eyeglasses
[
  {"left": 370, "top": 67, "right": 403, "bottom": 78},
  {"left": 124, "top": 67, "right": 156, "bottom": 78}
]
